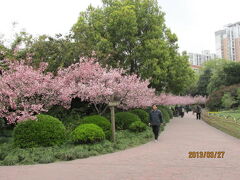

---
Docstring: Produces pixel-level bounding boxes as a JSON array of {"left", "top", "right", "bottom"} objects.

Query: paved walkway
[{"left": 1, "top": 113, "right": 240, "bottom": 180}]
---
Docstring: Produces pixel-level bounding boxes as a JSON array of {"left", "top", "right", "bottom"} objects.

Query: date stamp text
[{"left": 188, "top": 151, "right": 225, "bottom": 158}]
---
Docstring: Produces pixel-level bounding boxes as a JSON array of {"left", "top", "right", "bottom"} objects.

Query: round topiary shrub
[
  {"left": 80, "top": 115, "right": 111, "bottom": 139},
  {"left": 115, "top": 112, "right": 140, "bottom": 130},
  {"left": 13, "top": 114, "right": 66, "bottom": 148},
  {"left": 81, "top": 115, "right": 110, "bottom": 131},
  {"left": 129, "top": 121, "right": 147, "bottom": 132},
  {"left": 71, "top": 124, "right": 105, "bottom": 144},
  {"left": 130, "top": 109, "right": 149, "bottom": 124}
]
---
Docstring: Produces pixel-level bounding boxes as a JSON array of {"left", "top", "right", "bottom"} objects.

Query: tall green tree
[
  {"left": 194, "top": 59, "right": 228, "bottom": 96},
  {"left": 3, "top": 32, "right": 80, "bottom": 73},
  {"left": 165, "top": 52, "right": 196, "bottom": 94},
  {"left": 221, "top": 92, "right": 236, "bottom": 109},
  {"left": 72, "top": 0, "right": 194, "bottom": 93},
  {"left": 26, "top": 34, "right": 80, "bottom": 73},
  {"left": 195, "top": 68, "right": 212, "bottom": 96},
  {"left": 207, "top": 61, "right": 240, "bottom": 94}
]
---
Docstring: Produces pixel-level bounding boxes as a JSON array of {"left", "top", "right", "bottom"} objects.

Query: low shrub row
[
  {"left": 13, "top": 115, "right": 111, "bottom": 148},
  {"left": 115, "top": 112, "right": 140, "bottom": 130},
  {"left": 12, "top": 108, "right": 153, "bottom": 148},
  {"left": 129, "top": 109, "right": 149, "bottom": 124},
  {"left": 0, "top": 106, "right": 172, "bottom": 166},
  {"left": 0, "top": 128, "right": 153, "bottom": 166}
]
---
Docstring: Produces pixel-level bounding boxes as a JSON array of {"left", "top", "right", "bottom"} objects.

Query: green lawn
[
  {"left": 203, "top": 111, "right": 240, "bottom": 139},
  {"left": 213, "top": 110, "right": 240, "bottom": 123}
]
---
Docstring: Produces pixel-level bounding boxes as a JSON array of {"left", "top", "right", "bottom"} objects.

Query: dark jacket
[
  {"left": 196, "top": 106, "right": 202, "bottom": 113},
  {"left": 149, "top": 109, "right": 163, "bottom": 125}
]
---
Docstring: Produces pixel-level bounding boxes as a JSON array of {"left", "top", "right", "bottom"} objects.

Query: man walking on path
[
  {"left": 149, "top": 105, "right": 163, "bottom": 142},
  {"left": 196, "top": 105, "right": 202, "bottom": 120},
  {"left": 179, "top": 106, "right": 184, "bottom": 118}
]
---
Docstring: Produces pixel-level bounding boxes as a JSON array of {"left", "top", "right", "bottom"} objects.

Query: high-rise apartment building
[
  {"left": 188, "top": 50, "right": 217, "bottom": 66},
  {"left": 215, "top": 22, "right": 240, "bottom": 61}
]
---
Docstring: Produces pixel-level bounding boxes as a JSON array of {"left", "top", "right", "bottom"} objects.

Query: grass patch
[
  {"left": 0, "top": 128, "right": 154, "bottom": 166},
  {"left": 203, "top": 111, "right": 240, "bottom": 139},
  {"left": 210, "top": 110, "right": 240, "bottom": 123}
]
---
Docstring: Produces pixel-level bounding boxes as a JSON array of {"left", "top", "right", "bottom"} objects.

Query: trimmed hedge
[
  {"left": 130, "top": 109, "right": 149, "bottom": 124},
  {"left": 129, "top": 121, "right": 147, "bottom": 132},
  {"left": 71, "top": 124, "right": 105, "bottom": 144},
  {"left": 80, "top": 115, "right": 111, "bottom": 139},
  {"left": 0, "top": 129, "right": 153, "bottom": 166},
  {"left": 158, "top": 106, "right": 173, "bottom": 119},
  {"left": 157, "top": 106, "right": 170, "bottom": 123},
  {"left": 13, "top": 114, "right": 66, "bottom": 148},
  {"left": 165, "top": 107, "right": 173, "bottom": 119},
  {"left": 115, "top": 112, "right": 140, "bottom": 130}
]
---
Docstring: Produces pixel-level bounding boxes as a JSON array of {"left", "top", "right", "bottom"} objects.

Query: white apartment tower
[{"left": 188, "top": 50, "right": 217, "bottom": 66}]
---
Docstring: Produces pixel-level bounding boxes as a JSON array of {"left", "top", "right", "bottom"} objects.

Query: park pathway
[{"left": 0, "top": 113, "right": 240, "bottom": 180}]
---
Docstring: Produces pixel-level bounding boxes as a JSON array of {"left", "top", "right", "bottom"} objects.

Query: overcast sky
[{"left": 1, "top": 0, "right": 240, "bottom": 54}]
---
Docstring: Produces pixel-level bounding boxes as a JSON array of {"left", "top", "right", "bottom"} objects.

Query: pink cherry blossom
[
  {"left": 55, "top": 57, "right": 155, "bottom": 114},
  {"left": 0, "top": 56, "right": 207, "bottom": 124},
  {"left": 0, "top": 60, "right": 61, "bottom": 124}
]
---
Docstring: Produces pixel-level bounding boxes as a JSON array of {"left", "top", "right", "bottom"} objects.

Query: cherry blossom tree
[
  {"left": 152, "top": 94, "right": 207, "bottom": 106},
  {"left": 55, "top": 57, "right": 155, "bottom": 114},
  {"left": 0, "top": 56, "right": 206, "bottom": 124},
  {"left": 193, "top": 95, "right": 207, "bottom": 105},
  {"left": 0, "top": 60, "right": 61, "bottom": 124},
  {"left": 55, "top": 57, "right": 206, "bottom": 112}
]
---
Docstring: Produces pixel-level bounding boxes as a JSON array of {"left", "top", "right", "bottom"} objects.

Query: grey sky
[{"left": 1, "top": 0, "right": 240, "bottom": 54}]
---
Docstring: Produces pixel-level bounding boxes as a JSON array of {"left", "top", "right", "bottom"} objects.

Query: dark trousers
[
  {"left": 180, "top": 112, "right": 184, "bottom": 118},
  {"left": 196, "top": 113, "right": 201, "bottom": 119},
  {"left": 151, "top": 125, "right": 160, "bottom": 140}
]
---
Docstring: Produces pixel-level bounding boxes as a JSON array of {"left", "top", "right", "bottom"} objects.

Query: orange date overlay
[{"left": 188, "top": 151, "right": 225, "bottom": 158}]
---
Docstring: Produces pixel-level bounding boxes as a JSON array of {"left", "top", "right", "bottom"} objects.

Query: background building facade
[
  {"left": 215, "top": 22, "right": 240, "bottom": 61},
  {"left": 188, "top": 50, "right": 217, "bottom": 66}
]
